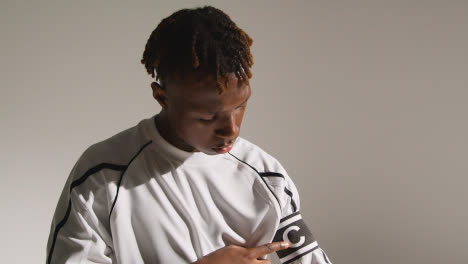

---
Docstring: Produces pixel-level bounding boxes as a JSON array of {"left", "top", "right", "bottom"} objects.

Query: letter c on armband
[{"left": 282, "top": 225, "right": 305, "bottom": 248}]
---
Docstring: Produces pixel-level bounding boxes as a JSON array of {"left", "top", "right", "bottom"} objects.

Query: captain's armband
[{"left": 273, "top": 212, "right": 320, "bottom": 264}]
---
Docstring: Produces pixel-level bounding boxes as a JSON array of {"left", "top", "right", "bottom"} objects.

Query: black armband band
[{"left": 273, "top": 211, "right": 319, "bottom": 264}]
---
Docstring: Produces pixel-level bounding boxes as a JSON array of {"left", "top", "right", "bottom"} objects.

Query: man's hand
[{"left": 192, "top": 241, "right": 290, "bottom": 264}]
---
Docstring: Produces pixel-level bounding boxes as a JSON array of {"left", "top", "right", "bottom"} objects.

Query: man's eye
[{"left": 198, "top": 116, "right": 215, "bottom": 122}]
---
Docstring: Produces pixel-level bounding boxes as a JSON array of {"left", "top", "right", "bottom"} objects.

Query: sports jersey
[{"left": 46, "top": 115, "right": 332, "bottom": 264}]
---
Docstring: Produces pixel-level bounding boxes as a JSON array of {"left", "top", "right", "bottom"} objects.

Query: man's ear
[{"left": 151, "top": 82, "right": 168, "bottom": 109}]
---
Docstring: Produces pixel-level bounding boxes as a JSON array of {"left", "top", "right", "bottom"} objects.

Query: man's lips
[
  {"left": 212, "top": 143, "right": 233, "bottom": 153},
  {"left": 214, "top": 140, "right": 235, "bottom": 149},
  {"left": 215, "top": 144, "right": 231, "bottom": 148}
]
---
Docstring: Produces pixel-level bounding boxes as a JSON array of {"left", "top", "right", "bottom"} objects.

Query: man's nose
[{"left": 215, "top": 114, "right": 239, "bottom": 139}]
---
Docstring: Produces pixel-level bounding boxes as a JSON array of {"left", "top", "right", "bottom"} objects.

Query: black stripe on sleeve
[
  {"left": 70, "top": 163, "right": 127, "bottom": 189},
  {"left": 284, "top": 187, "right": 297, "bottom": 212},
  {"left": 47, "top": 164, "right": 126, "bottom": 264},
  {"left": 47, "top": 140, "right": 152, "bottom": 264},
  {"left": 259, "top": 172, "right": 297, "bottom": 213},
  {"left": 321, "top": 248, "right": 330, "bottom": 263},
  {"left": 279, "top": 211, "right": 300, "bottom": 223},
  {"left": 258, "top": 172, "right": 285, "bottom": 179},
  {"left": 227, "top": 152, "right": 282, "bottom": 210}
]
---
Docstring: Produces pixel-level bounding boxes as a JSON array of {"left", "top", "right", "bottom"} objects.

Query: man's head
[{"left": 141, "top": 6, "right": 254, "bottom": 155}]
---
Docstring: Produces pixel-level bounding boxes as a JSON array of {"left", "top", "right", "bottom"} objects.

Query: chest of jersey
[{"left": 109, "top": 157, "right": 279, "bottom": 263}]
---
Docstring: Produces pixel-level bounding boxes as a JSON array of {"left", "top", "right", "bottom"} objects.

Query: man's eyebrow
[
  {"left": 237, "top": 94, "right": 251, "bottom": 107},
  {"left": 200, "top": 94, "right": 251, "bottom": 114}
]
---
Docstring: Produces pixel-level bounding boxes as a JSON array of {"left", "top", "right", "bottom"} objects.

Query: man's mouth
[{"left": 212, "top": 143, "right": 233, "bottom": 153}]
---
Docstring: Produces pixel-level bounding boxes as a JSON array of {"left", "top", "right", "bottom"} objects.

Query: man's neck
[{"left": 154, "top": 112, "right": 198, "bottom": 152}]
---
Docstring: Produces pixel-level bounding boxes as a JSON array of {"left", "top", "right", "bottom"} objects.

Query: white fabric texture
[{"left": 46, "top": 115, "right": 331, "bottom": 264}]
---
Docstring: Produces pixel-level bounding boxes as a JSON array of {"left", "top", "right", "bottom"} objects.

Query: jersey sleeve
[
  {"left": 264, "top": 159, "right": 333, "bottom": 264},
  {"left": 46, "top": 152, "right": 115, "bottom": 264}
]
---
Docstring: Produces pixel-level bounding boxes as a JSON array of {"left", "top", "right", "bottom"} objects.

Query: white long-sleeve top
[{"left": 46, "top": 115, "right": 332, "bottom": 264}]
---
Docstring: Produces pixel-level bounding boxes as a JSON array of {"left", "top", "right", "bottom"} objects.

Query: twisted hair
[{"left": 141, "top": 6, "right": 254, "bottom": 94}]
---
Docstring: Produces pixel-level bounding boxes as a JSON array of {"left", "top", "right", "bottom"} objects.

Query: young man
[{"left": 46, "top": 6, "right": 332, "bottom": 264}]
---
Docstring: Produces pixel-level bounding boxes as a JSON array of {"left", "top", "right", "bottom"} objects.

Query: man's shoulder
[
  {"left": 229, "top": 137, "right": 286, "bottom": 175},
  {"left": 74, "top": 118, "right": 152, "bottom": 174}
]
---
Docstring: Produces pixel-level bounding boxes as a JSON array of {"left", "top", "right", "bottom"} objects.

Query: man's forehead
[
  {"left": 179, "top": 90, "right": 221, "bottom": 110},
  {"left": 170, "top": 78, "right": 221, "bottom": 103},
  {"left": 169, "top": 72, "right": 246, "bottom": 97},
  {"left": 170, "top": 74, "right": 250, "bottom": 112}
]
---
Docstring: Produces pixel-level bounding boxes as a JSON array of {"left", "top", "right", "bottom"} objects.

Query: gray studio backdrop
[{"left": 1, "top": 1, "right": 467, "bottom": 263}]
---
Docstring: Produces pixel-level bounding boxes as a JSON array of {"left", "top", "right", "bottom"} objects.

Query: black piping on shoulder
[
  {"left": 227, "top": 152, "right": 282, "bottom": 211},
  {"left": 47, "top": 140, "right": 152, "bottom": 264},
  {"left": 108, "top": 140, "right": 152, "bottom": 222}
]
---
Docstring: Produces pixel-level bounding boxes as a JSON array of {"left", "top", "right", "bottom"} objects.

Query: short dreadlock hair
[{"left": 141, "top": 6, "right": 254, "bottom": 94}]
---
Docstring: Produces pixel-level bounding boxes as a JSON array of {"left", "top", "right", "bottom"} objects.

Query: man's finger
[{"left": 248, "top": 241, "right": 290, "bottom": 259}]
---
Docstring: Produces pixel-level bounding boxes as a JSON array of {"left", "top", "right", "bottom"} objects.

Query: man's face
[{"left": 153, "top": 71, "right": 251, "bottom": 155}]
